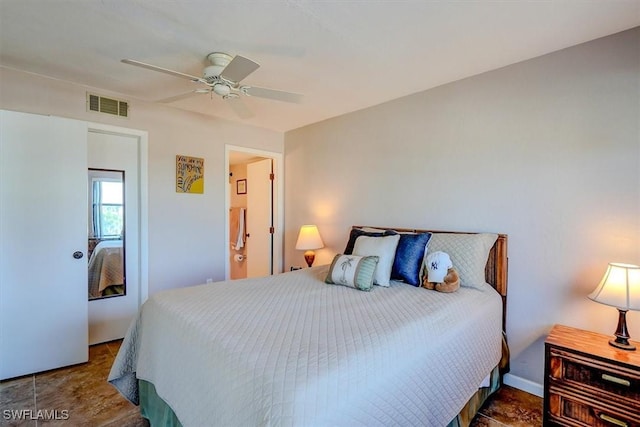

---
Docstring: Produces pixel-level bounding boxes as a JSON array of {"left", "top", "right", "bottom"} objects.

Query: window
[{"left": 89, "top": 170, "right": 124, "bottom": 239}]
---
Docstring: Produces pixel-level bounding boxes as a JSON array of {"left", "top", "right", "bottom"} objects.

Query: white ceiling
[{"left": 1, "top": 1, "right": 639, "bottom": 132}]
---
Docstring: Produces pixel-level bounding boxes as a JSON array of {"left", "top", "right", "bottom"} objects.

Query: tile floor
[
  {"left": 1, "top": 341, "right": 542, "bottom": 426},
  {"left": 1, "top": 341, "right": 145, "bottom": 427}
]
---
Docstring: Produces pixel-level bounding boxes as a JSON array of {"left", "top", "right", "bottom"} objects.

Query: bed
[
  {"left": 109, "top": 227, "right": 509, "bottom": 426},
  {"left": 88, "top": 239, "right": 124, "bottom": 299}
]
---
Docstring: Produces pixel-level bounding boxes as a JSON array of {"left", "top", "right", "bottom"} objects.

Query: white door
[
  {"left": 0, "top": 110, "right": 88, "bottom": 380},
  {"left": 246, "top": 158, "right": 273, "bottom": 278},
  {"left": 87, "top": 131, "right": 140, "bottom": 345}
]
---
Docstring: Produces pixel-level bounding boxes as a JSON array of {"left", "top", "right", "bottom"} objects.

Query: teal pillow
[{"left": 325, "top": 254, "right": 379, "bottom": 291}]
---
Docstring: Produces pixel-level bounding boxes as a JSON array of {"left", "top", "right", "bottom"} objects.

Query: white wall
[
  {"left": 0, "top": 67, "right": 284, "bottom": 294},
  {"left": 284, "top": 28, "right": 640, "bottom": 387}
]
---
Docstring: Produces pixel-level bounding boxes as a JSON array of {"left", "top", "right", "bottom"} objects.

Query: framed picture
[
  {"left": 236, "top": 179, "right": 247, "bottom": 194},
  {"left": 176, "top": 155, "right": 204, "bottom": 194}
]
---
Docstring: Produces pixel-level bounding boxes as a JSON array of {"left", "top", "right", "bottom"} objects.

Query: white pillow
[
  {"left": 423, "top": 233, "right": 498, "bottom": 289},
  {"left": 353, "top": 234, "right": 400, "bottom": 287}
]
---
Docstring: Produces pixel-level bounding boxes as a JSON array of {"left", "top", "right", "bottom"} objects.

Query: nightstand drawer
[
  {"left": 549, "top": 349, "right": 640, "bottom": 407},
  {"left": 548, "top": 388, "right": 640, "bottom": 427}
]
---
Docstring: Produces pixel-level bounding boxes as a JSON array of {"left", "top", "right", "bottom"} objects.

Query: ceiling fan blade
[
  {"left": 226, "top": 96, "right": 254, "bottom": 119},
  {"left": 121, "top": 59, "right": 204, "bottom": 82},
  {"left": 220, "top": 55, "right": 260, "bottom": 83},
  {"left": 157, "top": 90, "right": 207, "bottom": 103},
  {"left": 242, "top": 86, "right": 303, "bottom": 104}
]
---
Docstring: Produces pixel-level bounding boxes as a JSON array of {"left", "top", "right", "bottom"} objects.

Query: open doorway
[{"left": 225, "top": 146, "right": 283, "bottom": 280}]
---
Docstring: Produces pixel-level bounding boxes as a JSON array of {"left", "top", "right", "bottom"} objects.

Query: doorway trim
[
  {"left": 87, "top": 122, "right": 149, "bottom": 305},
  {"left": 225, "top": 145, "right": 284, "bottom": 280}
]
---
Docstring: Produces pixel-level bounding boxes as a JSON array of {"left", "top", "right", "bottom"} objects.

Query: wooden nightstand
[{"left": 544, "top": 324, "right": 640, "bottom": 426}]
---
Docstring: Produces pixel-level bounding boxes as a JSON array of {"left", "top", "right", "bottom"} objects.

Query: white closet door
[{"left": 0, "top": 110, "right": 88, "bottom": 380}]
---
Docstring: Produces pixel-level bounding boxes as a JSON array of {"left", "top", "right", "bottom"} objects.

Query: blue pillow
[
  {"left": 344, "top": 228, "right": 393, "bottom": 254},
  {"left": 391, "top": 232, "right": 432, "bottom": 286}
]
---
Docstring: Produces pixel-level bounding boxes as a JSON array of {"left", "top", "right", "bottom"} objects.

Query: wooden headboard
[{"left": 353, "top": 226, "right": 508, "bottom": 329}]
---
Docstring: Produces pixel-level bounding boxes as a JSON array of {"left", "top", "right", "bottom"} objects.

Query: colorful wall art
[{"left": 176, "top": 155, "right": 204, "bottom": 194}]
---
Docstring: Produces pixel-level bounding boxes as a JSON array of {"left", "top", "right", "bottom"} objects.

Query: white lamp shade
[
  {"left": 295, "top": 225, "right": 324, "bottom": 250},
  {"left": 588, "top": 263, "right": 640, "bottom": 311}
]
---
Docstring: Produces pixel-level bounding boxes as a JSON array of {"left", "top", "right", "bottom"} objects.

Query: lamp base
[
  {"left": 609, "top": 338, "right": 636, "bottom": 351},
  {"left": 303, "top": 250, "right": 315, "bottom": 268},
  {"left": 609, "top": 309, "right": 636, "bottom": 351}
]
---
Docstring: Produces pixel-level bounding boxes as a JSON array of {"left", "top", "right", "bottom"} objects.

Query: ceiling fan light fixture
[{"left": 213, "top": 83, "right": 231, "bottom": 96}]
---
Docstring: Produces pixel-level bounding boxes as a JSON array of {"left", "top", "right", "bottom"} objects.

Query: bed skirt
[
  {"left": 139, "top": 380, "right": 182, "bottom": 427},
  {"left": 138, "top": 364, "right": 502, "bottom": 427}
]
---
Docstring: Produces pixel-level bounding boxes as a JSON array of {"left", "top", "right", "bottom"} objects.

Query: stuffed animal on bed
[{"left": 422, "top": 251, "right": 460, "bottom": 293}]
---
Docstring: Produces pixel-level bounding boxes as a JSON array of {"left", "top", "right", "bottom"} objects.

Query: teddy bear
[{"left": 422, "top": 251, "right": 460, "bottom": 293}]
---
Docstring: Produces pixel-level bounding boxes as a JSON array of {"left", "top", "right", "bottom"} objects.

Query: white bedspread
[{"left": 109, "top": 266, "right": 503, "bottom": 426}]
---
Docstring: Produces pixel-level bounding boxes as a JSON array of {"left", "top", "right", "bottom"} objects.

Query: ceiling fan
[{"left": 121, "top": 52, "right": 302, "bottom": 118}]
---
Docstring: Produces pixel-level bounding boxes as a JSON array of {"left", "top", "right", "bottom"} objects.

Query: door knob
[{"left": 73, "top": 251, "right": 84, "bottom": 259}]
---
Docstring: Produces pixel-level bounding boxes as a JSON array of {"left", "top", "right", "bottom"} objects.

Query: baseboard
[{"left": 503, "top": 373, "right": 544, "bottom": 398}]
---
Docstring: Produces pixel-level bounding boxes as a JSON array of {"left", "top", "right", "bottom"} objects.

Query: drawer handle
[
  {"left": 599, "top": 413, "right": 628, "bottom": 427},
  {"left": 601, "top": 373, "right": 631, "bottom": 387}
]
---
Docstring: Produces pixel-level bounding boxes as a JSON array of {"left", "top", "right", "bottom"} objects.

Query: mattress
[{"left": 109, "top": 266, "right": 503, "bottom": 426}]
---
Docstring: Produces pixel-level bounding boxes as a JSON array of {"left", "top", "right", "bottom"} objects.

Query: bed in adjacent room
[
  {"left": 88, "top": 239, "right": 124, "bottom": 299},
  {"left": 109, "top": 227, "right": 509, "bottom": 426}
]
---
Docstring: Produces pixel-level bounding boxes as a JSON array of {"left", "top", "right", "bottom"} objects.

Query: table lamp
[
  {"left": 295, "top": 225, "right": 324, "bottom": 267},
  {"left": 588, "top": 262, "right": 640, "bottom": 351}
]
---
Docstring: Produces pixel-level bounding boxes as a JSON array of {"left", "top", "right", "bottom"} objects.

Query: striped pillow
[{"left": 325, "top": 254, "right": 379, "bottom": 291}]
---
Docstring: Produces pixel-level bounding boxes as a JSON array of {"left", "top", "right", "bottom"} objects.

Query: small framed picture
[{"left": 236, "top": 179, "right": 247, "bottom": 194}]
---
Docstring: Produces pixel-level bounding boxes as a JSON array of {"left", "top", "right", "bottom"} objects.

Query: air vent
[{"left": 87, "top": 93, "right": 129, "bottom": 118}]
